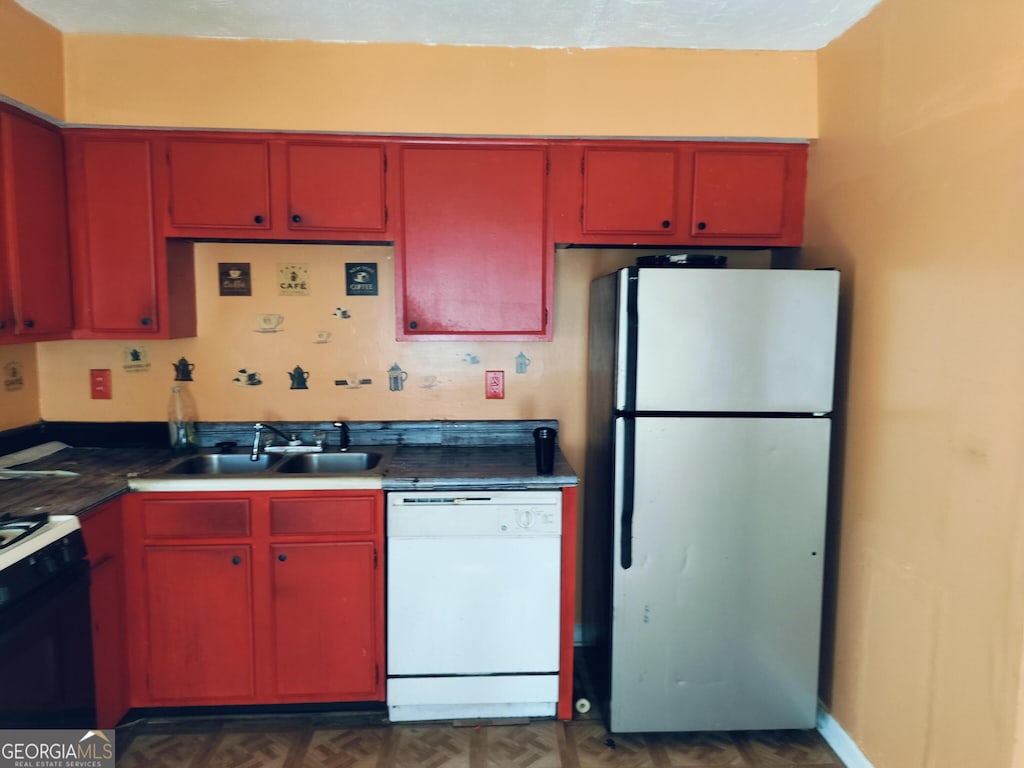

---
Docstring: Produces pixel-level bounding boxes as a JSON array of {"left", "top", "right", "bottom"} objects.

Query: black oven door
[{"left": 0, "top": 560, "right": 96, "bottom": 727}]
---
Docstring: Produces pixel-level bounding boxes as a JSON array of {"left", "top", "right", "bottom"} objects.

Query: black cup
[{"left": 533, "top": 427, "right": 557, "bottom": 475}]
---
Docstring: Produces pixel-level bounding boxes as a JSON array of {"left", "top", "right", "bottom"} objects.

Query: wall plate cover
[
  {"left": 485, "top": 370, "right": 505, "bottom": 399},
  {"left": 90, "top": 369, "right": 112, "bottom": 399}
]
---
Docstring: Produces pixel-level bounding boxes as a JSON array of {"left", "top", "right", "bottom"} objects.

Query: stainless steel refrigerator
[{"left": 583, "top": 265, "right": 839, "bottom": 733}]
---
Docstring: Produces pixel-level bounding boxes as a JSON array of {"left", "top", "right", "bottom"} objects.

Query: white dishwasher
[{"left": 386, "top": 490, "right": 562, "bottom": 722}]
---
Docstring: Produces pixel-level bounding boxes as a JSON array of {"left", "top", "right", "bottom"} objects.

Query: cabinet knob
[
  {"left": 23, "top": 319, "right": 34, "bottom": 329},
  {"left": 140, "top": 317, "right": 152, "bottom": 326},
  {"left": 409, "top": 321, "right": 418, "bottom": 330},
  {"left": 291, "top": 214, "right": 302, "bottom": 224},
  {"left": 661, "top": 220, "right": 671, "bottom": 229},
  {"left": 697, "top": 221, "right": 707, "bottom": 231},
  {"left": 253, "top": 214, "right": 264, "bottom": 224},
  {"left": 231, "top": 556, "right": 241, "bottom": 565},
  {"left": 278, "top": 553, "right": 288, "bottom": 562}
]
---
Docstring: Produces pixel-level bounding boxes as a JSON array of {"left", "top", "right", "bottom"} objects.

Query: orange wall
[
  {"left": 803, "top": 0, "right": 1024, "bottom": 764},
  {"left": 0, "top": 0, "right": 63, "bottom": 117},
  {"left": 62, "top": 36, "right": 818, "bottom": 138},
  {"left": 0, "top": 344, "right": 40, "bottom": 430}
]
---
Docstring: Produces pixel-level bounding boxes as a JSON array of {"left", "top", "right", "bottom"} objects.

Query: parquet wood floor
[{"left": 114, "top": 711, "right": 844, "bottom": 768}]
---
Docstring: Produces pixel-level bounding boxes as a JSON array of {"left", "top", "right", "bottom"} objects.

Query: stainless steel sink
[
  {"left": 276, "top": 452, "right": 382, "bottom": 474},
  {"left": 163, "top": 454, "right": 283, "bottom": 475}
]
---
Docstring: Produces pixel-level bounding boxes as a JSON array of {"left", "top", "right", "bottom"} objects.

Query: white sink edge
[{"left": 128, "top": 475, "right": 384, "bottom": 492}]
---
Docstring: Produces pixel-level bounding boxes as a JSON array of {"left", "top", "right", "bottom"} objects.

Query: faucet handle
[
  {"left": 313, "top": 430, "right": 326, "bottom": 448},
  {"left": 332, "top": 421, "right": 350, "bottom": 451}
]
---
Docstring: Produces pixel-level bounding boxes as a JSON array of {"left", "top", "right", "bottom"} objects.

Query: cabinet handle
[
  {"left": 408, "top": 321, "right": 418, "bottom": 330},
  {"left": 278, "top": 553, "right": 288, "bottom": 562},
  {"left": 0, "top": 320, "right": 5, "bottom": 330},
  {"left": 253, "top": 215, "right": 264, "bottom": 224},
  {"left": 140, "top": 317, "right": 152, "bottom": 326},
  {"left": 661, "top": 220, "right": 671, "bottom": 229},
  {"left": 23, "top": 319, "right": 34, "bottom": 329},
  {"left": 291, "top": 214, "right": 302, "bottom": 223},
  {"left": 697, "top": 221, "right": 707, "bottom": 231},
  {"left": 231, "top": 556, "right": 241, "bottom": 565}
]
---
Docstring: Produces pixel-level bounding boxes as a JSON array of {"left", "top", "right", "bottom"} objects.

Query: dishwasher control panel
[{"left": 387, "top": 491, "right": 562, "bottom": 537}]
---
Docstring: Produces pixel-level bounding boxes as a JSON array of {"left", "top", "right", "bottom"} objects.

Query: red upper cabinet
[
  {"left": 581, "top": 146, "right": 679, "bottom": 235},
  {"left": 284, "top": 142, "right": 388, "bottom": 234},
  {"left": 161, "top": 135, "right": 392, "bottom": 241},
  {"left": 0, "top": 107, "right": 73, "bottom": 341},
  {"left": 396, "top": 143, "right": 551, "bottom": 340},
  {"left": 65, "top": 131, "right": 196, "bottom": 339},
  {"left": 550, "top": 140, "right": 807, "bottom": 247},
  {"left": 689, "top": 145, "right": 807, "bottom": 243},
  {"left": 165, "top": 137, "right": 272, "bottom": 232}
]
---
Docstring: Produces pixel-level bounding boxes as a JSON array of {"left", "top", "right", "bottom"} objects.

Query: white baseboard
[{"left": 817, "top": 706, "right": 874, "bottom": 768}]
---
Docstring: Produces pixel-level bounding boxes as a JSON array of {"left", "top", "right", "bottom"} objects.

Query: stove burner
[{"left": 0, "top": 519, "right": 47, "bottom": 550}]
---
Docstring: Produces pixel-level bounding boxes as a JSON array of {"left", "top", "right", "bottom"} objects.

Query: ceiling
[{"left": 15, "top": 0, "right": 882, "bottom": 51}]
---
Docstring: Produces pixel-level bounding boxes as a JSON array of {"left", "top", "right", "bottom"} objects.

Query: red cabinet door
[
  {"left": 582, "top": 147, "right": 678, "bottom": 234},
  {"left": 67, "top": 135, "right": 160, "bottom": 334},
  {"left": 690, "top": 148, "right": 804, "bottom": 241},
  {"left": 166, "top": 138, "right": 271, "bottom": 230},
  {"left": 80, "top": 500, "right": 130, "bottom": 729},
  {"left": 285, "top": 143, "right": 387, "bottom": 233},
  {"left": 271, "top": 541, "right": 379, "bottom": 699},
  {"left": 0, "top": 109, "right": 72, "bottom": 339},
  {"left": 143, "top": 545, "right": 255, "bottom": 701},
  {"left": 397, "top": 144, "right": 550, "bottom": 340}
]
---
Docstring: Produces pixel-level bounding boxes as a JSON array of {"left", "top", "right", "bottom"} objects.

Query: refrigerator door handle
[{"left": 617, "top": 418, "right": 635, "bottom": 569}]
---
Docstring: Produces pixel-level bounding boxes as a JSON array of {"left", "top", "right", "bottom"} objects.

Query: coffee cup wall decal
[
  {"left": 255, "top": 313, "right": 285, "bottom": 332},
  {"left": 233, "top": 369, "right": 263, "bottom": 386}
]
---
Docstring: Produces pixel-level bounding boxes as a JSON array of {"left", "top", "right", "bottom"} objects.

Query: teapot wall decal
[
  {"left": 172, "top": 357, "right": 195, "bottom": 381},
  {"left": 387, "top": 363, "right": 408, "bottom": 392},
  {"left": 288, "top": 366, "right": 310, "bottom": 390}
]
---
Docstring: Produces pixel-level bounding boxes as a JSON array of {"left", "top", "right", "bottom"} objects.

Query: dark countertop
[
  {"left": 383, "top": 445, "right": 576, "bottom": 490},
  {"left": 0, "top": 423, "right": 578, "bottom": 518},
  {"left": 0, "top": 446, "right": 179, "bottom": 518}
]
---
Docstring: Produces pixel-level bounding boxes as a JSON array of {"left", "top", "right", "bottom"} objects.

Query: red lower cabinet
[
  {"left": 143, "top": 545, "right": 255, "bottom": 701},
  {"left": 271, "top": 541, "right": 378, "bottom": 698},
  {"left": 80, "top": 499, "right": 130, "bottom": 728},
  {"left": 123, "top": 491, "right": 383, "bottom": 708}
]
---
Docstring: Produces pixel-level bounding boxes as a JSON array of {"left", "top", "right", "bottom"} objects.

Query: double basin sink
[{"left": 158, "top": 449, "right": 388, "bottom": 477}]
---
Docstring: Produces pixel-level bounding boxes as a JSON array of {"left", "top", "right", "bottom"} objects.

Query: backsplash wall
[
  {"left": 0, "top": 343, "right": 40, "bottom": 429},
  {"left": 33, "top": 243, "right": 651, "bottom": 475}
]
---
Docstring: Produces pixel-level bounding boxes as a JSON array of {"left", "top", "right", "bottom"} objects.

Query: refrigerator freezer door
[
  {"left": 624, "top": 268, "right": 839, "bottom": 414},
  {"left": 609, "top": 415, "right": 830, "bottom": 732}
]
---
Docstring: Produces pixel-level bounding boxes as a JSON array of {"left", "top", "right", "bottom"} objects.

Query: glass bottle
[{"left": 167, "top": 384, "right": 197, "bottom": 452}]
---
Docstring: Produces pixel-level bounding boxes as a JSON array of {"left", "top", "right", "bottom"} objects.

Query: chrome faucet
[
  {"left": 251, "top": 422, "right": 300, "bottom": 460},
  {"left": 333, "top": 421, "right": 350, "bottom": 451}
]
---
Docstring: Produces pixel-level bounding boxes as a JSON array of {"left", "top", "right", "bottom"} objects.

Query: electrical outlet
[
  {"left": 485, "top": 370, "right": 505, "bottom": 399},
  {"left": 90, "top": 369, "right": 112, "bottom": 399}
]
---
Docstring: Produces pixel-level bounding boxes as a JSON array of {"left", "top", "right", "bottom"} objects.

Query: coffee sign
[
  {"left": 346, "top": 262, "right": 378, "bottom": 296},
  {"left": 278, "top": 263, "right": 310, "bottom": 295},
  {"left": 218, "top": 262, "right": 251, "bottom": 296}
]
